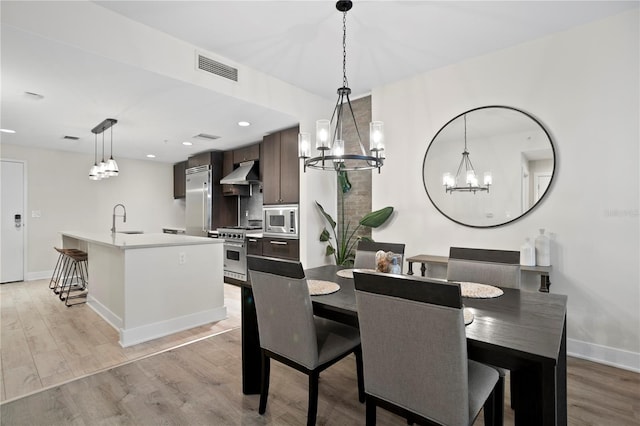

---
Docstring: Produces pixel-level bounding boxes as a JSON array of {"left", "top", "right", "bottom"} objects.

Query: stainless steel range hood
[{"left": 220, "top": 160, "right": 260, "bottom": 185}]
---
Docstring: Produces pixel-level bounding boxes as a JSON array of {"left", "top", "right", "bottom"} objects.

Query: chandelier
[
  {"left": 298, "top": 0, "right": 385, "bottom": 173},
  {"left": 442, "top": 114, "right": 492, "bottom": 193},
  {"left": 89, "top": 118, "right": 118, "bottom": 180}
]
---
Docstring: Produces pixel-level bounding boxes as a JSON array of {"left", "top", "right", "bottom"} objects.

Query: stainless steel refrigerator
[{"left": 185, "top": 165, "right": 212, "bottom": 236}]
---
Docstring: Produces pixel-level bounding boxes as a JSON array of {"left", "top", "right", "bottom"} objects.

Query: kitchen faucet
[{"left": 111, "top": 203, "right": 127, "bottom": 234}]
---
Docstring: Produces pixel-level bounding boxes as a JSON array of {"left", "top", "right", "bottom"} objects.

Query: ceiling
[{"left": 1, "top": 1, "right": 636, "bottom": 164}]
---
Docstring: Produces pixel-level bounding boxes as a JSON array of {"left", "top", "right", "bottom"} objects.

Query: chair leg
[
  {"left": 354, "top": 346, "right": 365, "bottom": 403},
  {"left": 510, "top": 370, "right": 519, "bottom": 410},
  {"left": 259, "top": 351, "right": 270, "bottom": 415},
  {"left": 307, "top": 371, "right": 319, "bottom": 426},
  {"left": 365, "top": 397, "right": 376, "bottom": 426},
  {"left": 494, "top": 375, "right": 505, "bottom": 425}
]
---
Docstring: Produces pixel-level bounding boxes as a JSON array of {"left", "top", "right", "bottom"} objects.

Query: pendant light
[
  {"left": 89, "top": 118, "right": 118, "bottom": 181},
  {"left": 298, "top": 0, "right": 385, "bottom": 173},
  {"left": 105, "top": 124, "right": 119, "bottom": 177},
  {"left": 442, "top": 114, "right": 492, "bottom": 194},
  {"left": 89, "top": 132, "right": 101, "bottom": 180}
]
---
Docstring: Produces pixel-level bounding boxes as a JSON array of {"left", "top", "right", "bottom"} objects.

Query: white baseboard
[
  {"left": 119, "top": 306, "right": 228, "bottom": 348},
  {"left": 26, "top": 270, "right": 53, "bottom": 281},
  {"left": 87, "top": 295, "right": 123, "bottom": 330},
  {"left": 568, "top": 338, "right": 640, "bottom": 373}
]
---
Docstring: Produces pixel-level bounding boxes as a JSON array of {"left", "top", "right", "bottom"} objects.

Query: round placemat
[
  {"left": 307, "top": 280, "right": 341, "bottom": 295},
  {"left": 336, "top": 268, "right": 376, "bottom": 279},
  {"left": 459, "top": 282, "right": 504, "bottom": 298},
  {"left": 464, "top": 307, "right": 474, "bottom": 325}
]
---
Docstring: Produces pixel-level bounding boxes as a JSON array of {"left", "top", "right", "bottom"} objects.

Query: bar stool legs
[{"left": 50, "top": 247, "right": 89, "bottom": 306}]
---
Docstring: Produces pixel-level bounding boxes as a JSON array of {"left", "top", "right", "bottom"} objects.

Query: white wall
[
  {"left": 372, "top": 10, "right": 639, "bottom": 370},
  {"left": 0, "top": 143, "right": 185, "bottom": 279}
]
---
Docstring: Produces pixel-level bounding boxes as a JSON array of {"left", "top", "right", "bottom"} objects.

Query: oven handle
[{"left": 225, "top": 242, "right": 245, "bottom": 248}]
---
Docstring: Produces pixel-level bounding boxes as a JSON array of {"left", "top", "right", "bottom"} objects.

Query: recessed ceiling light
[
  {"left": 0, "top": 128, "right": 16, "bottom": 134},
  {"left": 238, "top": 121, "right": 251, "bottom": 127},
  {"left": 182, "top": 141, "right": 193, "bottom": 146},
  {"left": 146, "top": 154, "right": 156, "bottom": 158}
]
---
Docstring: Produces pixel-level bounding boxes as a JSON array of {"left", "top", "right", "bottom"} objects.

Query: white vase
[
  {"left": 520, "top": 237, "right": 535, "bottom": 266},
  {"left": 535, "top": 228, "right": 551, "bottom": 266}
]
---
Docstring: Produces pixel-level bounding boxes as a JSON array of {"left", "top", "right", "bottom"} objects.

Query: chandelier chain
[{"left": 342, "top": 11, "right": 348, "bottom": 88}]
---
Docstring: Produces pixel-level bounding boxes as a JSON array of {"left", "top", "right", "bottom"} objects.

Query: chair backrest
[
  {"left": 247, "top": 255, "right": 319, "bottom": 369},
  {"left": 353, "top": 241, "right": 406, "bottom": 272},
  {"left": 354, "top": 271, "right": 470, "bottom": 426},
  {"left": 447, "top": 247, "right": 521, "bottom": 289}
]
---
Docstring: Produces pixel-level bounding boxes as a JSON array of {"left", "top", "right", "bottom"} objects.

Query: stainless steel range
[{"left": 218, "top": 226, "right": 261, "bottom": 282}]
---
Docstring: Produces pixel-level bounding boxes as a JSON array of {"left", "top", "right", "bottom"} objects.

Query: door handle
[
  {"left": 202, "top": 182, "right": 207, "bottom": 231},
  {"left": 269, "top": 241, "right": 287, "bottom": 246}
]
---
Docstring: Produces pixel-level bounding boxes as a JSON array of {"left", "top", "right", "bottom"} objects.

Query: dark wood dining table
[{"left": 240, "top": 265, "right": 568, "bottom": 426}]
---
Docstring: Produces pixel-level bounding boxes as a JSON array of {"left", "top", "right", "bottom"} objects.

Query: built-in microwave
[{"left": 263, "top": 204, "right": 298, "bottom": 239}]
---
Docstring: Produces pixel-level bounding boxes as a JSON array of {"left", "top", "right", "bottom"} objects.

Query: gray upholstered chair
[
  {"left": 353, "top": 271, "right": 499, "bottom": 426},
  {"left": 447, "top": 246, "right": 521, "bottom": 420},
  {"left": 247, "top": 255, "right": 364, "bottom": 426},
  {"left": 446, "top": 247, "right": 521, "bottom": 288},
  {"left": 353, "top": 241, "right": 405, "bottom": 272}
]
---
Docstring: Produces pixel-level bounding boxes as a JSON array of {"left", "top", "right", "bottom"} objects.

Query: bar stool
[
  {"left": 49, "top": 247, "right": 79, "bottom": 293},
  {"left": 53, "top": 248, "right": 89, "bottom": 306}
]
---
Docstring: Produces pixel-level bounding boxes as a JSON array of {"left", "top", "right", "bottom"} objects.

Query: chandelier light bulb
[
  {"left": 298, "top": 133, "right": 311, "bottom": 158},
  {"left": 316, "top": 119, "right": 330, "bottom": 149},
  {"left": 484, "top": 171, "right": 493, "bottom": 186}
]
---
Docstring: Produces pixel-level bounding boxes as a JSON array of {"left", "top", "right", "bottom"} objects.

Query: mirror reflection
[{"left": 423, "top": 106, "right": 555, "bottom": 228}]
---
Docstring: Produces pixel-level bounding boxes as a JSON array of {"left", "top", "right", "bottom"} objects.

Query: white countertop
[{"left": 61, "top": 231, "right": 224, "bottom": 249}]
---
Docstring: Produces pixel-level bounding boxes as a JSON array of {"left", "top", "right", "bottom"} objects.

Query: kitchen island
[{"left": 60, "top": 232, "right": 226, "bottom": 347}]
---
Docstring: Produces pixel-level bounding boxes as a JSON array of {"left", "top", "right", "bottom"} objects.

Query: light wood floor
[
  {"left": 2, "top": 280, "right": 639, "bottom": 425},
  {"left": 0, "top": 279, "right": 241, "bottom": 402}
]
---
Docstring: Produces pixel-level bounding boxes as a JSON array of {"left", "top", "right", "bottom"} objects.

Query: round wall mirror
[{"left": 423, "top": 106, "right": 555, "bottom": 228}]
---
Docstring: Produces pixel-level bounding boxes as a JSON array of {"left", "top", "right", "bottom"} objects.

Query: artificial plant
[{"left": 316, "top": 170, "right": 394, "bottom": 266}]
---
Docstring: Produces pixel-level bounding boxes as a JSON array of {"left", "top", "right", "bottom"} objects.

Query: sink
[{"left": 118, "top": 231, "right": 144, "bottom": 234}]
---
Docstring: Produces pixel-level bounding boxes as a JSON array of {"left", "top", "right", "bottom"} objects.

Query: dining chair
[
  {"left": 447, "top": 246, "right": 521, "bottom": 418},
  {"left": 353, "top": 241, "right": 406, "bottom": 272},
  {"left": 247, "top": 255, "right": 365, "bottom": 426},
  {"left": 353, "top": 271, "right": 500, "bottom": 426},
  {"left": 446, "top": 247, "right": 520, "bottom": 288}
]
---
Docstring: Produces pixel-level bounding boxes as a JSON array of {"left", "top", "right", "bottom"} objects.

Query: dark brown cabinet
[
  {"left": 262, "top": 126, "right": 299, "bottom": 205},
  {"left": 173, "top": 161, "right": 187, "bottom": 199},
  {"left": 233, "top": 143, "right": 260, "bottom": 164},
  {"left": 262, "top": 237, "right": 299, "bottom": 260},
  {"left": 247, "top": 237, "right": 263, "bottom": 256}
]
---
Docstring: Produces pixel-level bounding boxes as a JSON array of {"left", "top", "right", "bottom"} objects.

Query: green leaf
[
  {"left": 325, "top": 245, "right": 335, "bottom": 256},
  {"left": 359, "top": 236, "right": 374, "bottom": 243},
  {"left": 319, "top": 228, "right": 331, "bottom": 242},
  {"left": 359, "top": 206, "right": 394, "bottom": 228},
  {"left": 315, "top": 201, "right": 336, "bottom": 229},
  {"left": 338, "top": 170, "right": 352, "bottom": 194}
]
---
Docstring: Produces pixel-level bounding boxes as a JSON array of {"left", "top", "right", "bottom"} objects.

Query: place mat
[
  {"left": 464, "top": 307, "right": 474, "bottom": 326},
  {"left": 459, "top": 282, "right": 504, "bottom": 299},
  {"left": 307, "top": 280, "right": 341, "bottom": 296},
  {"left": 336, "top": 268, "right": 377, "bottom": 279}
]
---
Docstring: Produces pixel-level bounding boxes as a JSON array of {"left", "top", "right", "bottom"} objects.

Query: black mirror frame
[{"left": 422, "top": 105, "right": 556, "bottom": 228}]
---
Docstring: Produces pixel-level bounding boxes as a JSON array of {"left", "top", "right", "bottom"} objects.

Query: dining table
[{"left": 240, "top": 265, "right": 568, "bottom": 426}]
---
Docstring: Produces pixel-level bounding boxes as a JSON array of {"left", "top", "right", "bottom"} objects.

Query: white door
[
  {"left": 1, "top": 160, "right": 25, "bottom": 283},
  {"left": 535, "top": 173, "right": 552, "bottom": 202}
]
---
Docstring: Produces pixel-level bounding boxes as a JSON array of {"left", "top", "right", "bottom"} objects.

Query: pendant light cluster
[
  {"left": 89, "top": 118, "right": 118, "bottom": 180},
  {"left": 298, "top": 0, "right": 385, "bottom": 173},
  {"left": 442, "top": 114, "right": 492, "bottom": 194}
]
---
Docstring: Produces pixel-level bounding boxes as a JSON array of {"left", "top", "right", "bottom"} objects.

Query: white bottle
[
  {"left": 390, "top": 256, "right": 401, "bottom": 274},
  {"left": 535, "top": 228, "right": 551, "bottom": 266},
  {"left": 520, "top": 238, "right": 535, "bottom": 266}
]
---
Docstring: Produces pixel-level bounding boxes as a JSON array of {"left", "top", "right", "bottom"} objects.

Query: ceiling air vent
[
  {"left": 197, "top": 53, "right": 238, "bottom": 82},
  {"left": 63, "top": 135, "right": 79, "bottom": 140},
  {"left": 194, "top": 133, "right": 221, "bottom": 141}
]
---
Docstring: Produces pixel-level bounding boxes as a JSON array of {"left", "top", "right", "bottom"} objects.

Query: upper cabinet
[
  {"left": 262, "top": 126, "right": 299, "bottom": 205},
  {"left": 233, "top": 143, "right": 260, "bottom": 164},
  {"left": 173, "top": 161, "right": 187, "bottom": 199}
]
